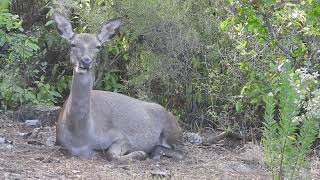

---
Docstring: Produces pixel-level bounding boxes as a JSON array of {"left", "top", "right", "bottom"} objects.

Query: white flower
[{"left": 292, "top": 11, "right": 300, "bottom": 19}]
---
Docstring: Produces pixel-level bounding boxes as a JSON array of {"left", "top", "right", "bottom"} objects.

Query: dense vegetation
[{"left": 1, "top": 0, "right": 319, "bottom": 178}]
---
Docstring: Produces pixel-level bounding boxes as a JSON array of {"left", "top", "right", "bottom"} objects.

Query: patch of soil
[{"left": 0, "top": 115, "right": 318, "bottom": 179}]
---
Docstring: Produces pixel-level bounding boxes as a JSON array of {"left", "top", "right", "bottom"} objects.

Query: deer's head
[{"left": 54, "top": 13, "right": 122, "bottom": 74}]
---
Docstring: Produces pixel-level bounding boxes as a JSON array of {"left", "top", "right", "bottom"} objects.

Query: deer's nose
[{"left": 80, "top": 57, "right": 93, "bottom": 69}]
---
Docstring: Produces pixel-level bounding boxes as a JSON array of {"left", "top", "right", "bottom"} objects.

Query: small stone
[
  {"left": 72, "top": 170, "right": 81, "bottom": 174},
  {"left": 0, "top": 137, "right": 13, "bottom": 144},
  {"left": 0, "top": 144, "right": 13, "bottom": 150},
  {"left": 0, "top": 137, "right": 6, "bottom": 144},
  {"left": 45, "top": 136, "right": 56, "bottom": 147},
  {"left": 18, "top": 132, "right": 32, "bottom": 137},
  {"left": 24, "top": 119, "right": 41, "bottom": 128},
  {"left": 29, "top": 128, "right": 40, "bottom": 138},
  {"left": 223, "top": 161, "right": 253, "bottom": 173},
  {"left": 183, "top": 132, "right": 203, "bottom": 145}
]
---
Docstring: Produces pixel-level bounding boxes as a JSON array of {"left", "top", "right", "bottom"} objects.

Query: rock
[
  {"left": 0, "top": 137, "right": 13, "bottom": 144},
  {"left": 0, "top": 137, "right": 13, "bottom": 151},
  {"left": 24, "top": 127, "right": 56, "bottom": 146},
  {"left": 29, "top": 128, "right": 41, "bottom": 138},
  {"left": 223, "top": 161, "right": 253, "bottom": 173},
  {"left": 18, "top": 132, "right": 32, "bottom": 137},
  {"left": 45, "top": 135, "right": 56, "bottom": 146},
  {"left": 183, "top": 132, "right": 203, "bottom": 145},
  {"left": 24, "top": 119, "right": 41, "bottom": 128},
  {"left": 3, "top": 172, "right": 22, "bottom": 179},
  {"left": 0, "top": 137, "right": 5, "bottom": 144},
  {"left": 72, "top": 170, "right": 81, "bottom": 174},
  {"left": 0, "top": 144, "right": 13, "bottom": 150},
  {"left": 14, "top": 105, "right": 61, "bottom": 126}
]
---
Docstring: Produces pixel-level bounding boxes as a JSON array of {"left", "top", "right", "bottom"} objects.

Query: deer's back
[{"left": 89, "top": 90, "right": 171, "bottom": 152}]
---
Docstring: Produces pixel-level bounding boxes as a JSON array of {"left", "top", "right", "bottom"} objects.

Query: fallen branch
[
  {"left": 202, "top": 131, "right": 229, "bottom": 146},
  {"left": 200, "top": 130, "right": 251, "bottom": 146}
]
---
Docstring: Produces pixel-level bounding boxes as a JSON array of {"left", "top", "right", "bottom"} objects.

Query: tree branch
[
  {"left": 23, "top": 6, "right": 51, "bottom": 31},
  {"left": 94, "top": 51, "right": 125, "bottom": 87},
  {"left": 261, "top": 12, "right": 296, "bottom": 61},
  {"left": 272, "top": 0, "right": 301, "bottom": 11}
]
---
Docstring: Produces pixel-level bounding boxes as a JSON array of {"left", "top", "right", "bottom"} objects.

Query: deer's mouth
[{"left": 75, "top": 65, "right": 89, "bottom": 74}]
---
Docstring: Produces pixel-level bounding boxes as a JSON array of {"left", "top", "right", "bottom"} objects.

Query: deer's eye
[
  {"left": 71, "top": 44, "right": 76, "bottom": 48},
  {"left": 96, "top": 45, "right": 102, "bottom": 50}
]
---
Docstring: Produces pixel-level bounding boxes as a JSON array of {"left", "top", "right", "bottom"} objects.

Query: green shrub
[
  {"left": 0, "top": 4, "right": 61, "bottom": 109},
  {"left": 50, "top": 0, "right": 240, "bottom": 129},
  {"left": 3, "top": 0, "right": 317, "bottom": 138},
  {"left": 262, "top": 62, "right": 318, "bottom": 179}
]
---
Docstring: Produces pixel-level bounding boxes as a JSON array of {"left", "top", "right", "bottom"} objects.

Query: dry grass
[{"left": 0, "top": 115, "right": 318, "bottom": 179}]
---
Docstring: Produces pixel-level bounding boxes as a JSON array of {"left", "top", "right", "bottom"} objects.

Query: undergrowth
[{"left": 262, "top": 62, "right": 318, "bottom": 179}]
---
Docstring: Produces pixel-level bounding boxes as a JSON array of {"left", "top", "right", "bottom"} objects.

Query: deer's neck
[{"left": 68, "top": 70, "right": 94, "bottom": 126}]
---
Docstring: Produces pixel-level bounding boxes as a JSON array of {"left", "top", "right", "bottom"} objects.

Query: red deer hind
[{"left": 54, "top": 13, "right": 185, "bottom": 161}]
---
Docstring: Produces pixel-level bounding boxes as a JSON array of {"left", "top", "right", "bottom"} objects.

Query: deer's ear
[
  {"left": 54, "top": 13, "right": 74, "bottom": 40},
  {"left": 97, "top": 18, "right": 122, "bottom": 44}
]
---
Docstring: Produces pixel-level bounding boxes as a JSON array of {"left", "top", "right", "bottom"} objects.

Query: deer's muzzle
[{"left": 80, "top": 57, "right": 93, "bottom": 70}]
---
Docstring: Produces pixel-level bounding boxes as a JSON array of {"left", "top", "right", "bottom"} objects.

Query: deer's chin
[{"left": 75, "top": 66, "right": 89, "bottom": 74}]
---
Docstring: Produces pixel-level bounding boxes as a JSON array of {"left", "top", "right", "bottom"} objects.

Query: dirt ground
[{"left": 0, "top": 115, "right": 319, "bottom": 180}]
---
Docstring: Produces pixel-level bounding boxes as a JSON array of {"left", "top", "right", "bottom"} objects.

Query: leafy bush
[
  {"left": 217, "top": 0, "right": 320, "bottom": 133},
  {"left": 49, "top": 0, "right": 241, "bottom": 130},
  {"left": 49, "top": 0, "right": 320, "bottom": 133},
  {"left": 263, "top": 62, "right": 318, "bottom": 179},
  {"left": 293, "top": 68, "right": 320, "bottom": 121},
  {"left": 117, "top": 0, "right": 243, "bottom": 129},
  {"left": 2, "top": 0, "right": 319, "bottom": 141},
  {"left": 0, "top": 3, "right": 61, "bottom": 109}
]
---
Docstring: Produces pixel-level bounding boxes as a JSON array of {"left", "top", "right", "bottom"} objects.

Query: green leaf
[
  {"left": 235, "top": 101, "right": 243, "bottom": 112},
  {"left": 236, "top": 40, "right": 247, "bottom": 50},
  {"left": 0, "top": 0, "right": 9, "bottom": 11},
  {"left": 220, "top": 17, "right": 233, "bottom": 32},
  {"left": 0, "top": 34, "right": 6, "bottom": 47},
  {"left": 25, "top": 40, "right": 39, "bottom": 51},
  {"left": 45, "top": 20, "right": 54, "bottom": 27}
]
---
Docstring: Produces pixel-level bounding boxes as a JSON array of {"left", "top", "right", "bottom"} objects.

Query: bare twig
[
  {"left": 94, "top": 51, "right": 125, "bottom": 87},
  {"left": 272, "top": 0, "right": 301, "bottom": 11}
]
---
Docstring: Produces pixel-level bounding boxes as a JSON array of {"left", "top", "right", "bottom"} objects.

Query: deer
[{"left": 54, "top": 13, "right": 185, "bottom": 161}]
